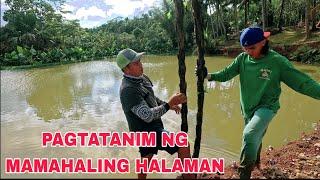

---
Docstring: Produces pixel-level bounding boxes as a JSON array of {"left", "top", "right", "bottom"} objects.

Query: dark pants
[{"left": 139, "top": 129, "right": 179, "bottom": 157}]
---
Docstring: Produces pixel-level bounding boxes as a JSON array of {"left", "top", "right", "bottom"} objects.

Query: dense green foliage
[
  {"left": 290, "top": 46, "right": 320, "bottom": 64},
  {"left": 1, "top": 0, "right": 319, "bottom": 67}
]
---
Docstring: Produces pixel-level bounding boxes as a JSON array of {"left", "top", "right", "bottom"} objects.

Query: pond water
[{"left": 1, "top": 55, "right": 319, "bottom": 178}]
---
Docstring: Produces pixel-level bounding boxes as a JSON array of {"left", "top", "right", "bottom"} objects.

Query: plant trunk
[
  {"left": 278, "top": 0, "right": 285, "bottom": 32},
  {"left": 234, "top": 0, "right": 239, "bottom": 35},
  {"left": 311, "top": 0, "right": 317, "bottom": 31},
  {"left": 262, "top": 0, "right": 267, "bottom": 30},
  {"left": 191, "top": 0, "right": 206, "bottom": 159},
  {"left": 209, "top": 4, "right": 216, "bottom": 38},
  {"left": 305, "top": 0, "right": 311, "bottom": 40},
  {"left": 216, "top": 2, "right": 226, "bottom": 39},
  {"left": 245, "top": 0, "right": 248, "bottom": 26},
  {"left": 174, "top": 0, "right": 188, "bottom": 133},
  {"left": 216, "top": 14, "right": 222, "bottom": 36}
]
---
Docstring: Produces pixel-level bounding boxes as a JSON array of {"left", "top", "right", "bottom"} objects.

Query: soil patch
[{"left": 198, "top": 120, "right": 320, "bottom": 179}]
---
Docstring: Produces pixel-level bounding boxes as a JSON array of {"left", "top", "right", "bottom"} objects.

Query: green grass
[
  {"left": 224, "top": 27, "right": 320, "bottom": 48},
  {"left": 269, "top": 28, "right": 320, "bottom": 45}
]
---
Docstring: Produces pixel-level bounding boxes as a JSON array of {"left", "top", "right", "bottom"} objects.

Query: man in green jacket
[{"left": 197, "top": 27, "right": 320, "bottom": 179}]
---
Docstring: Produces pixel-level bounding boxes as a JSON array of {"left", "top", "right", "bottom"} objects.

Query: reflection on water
[{"left": 1, "top": 56, "right": 320, "bottom": 178}]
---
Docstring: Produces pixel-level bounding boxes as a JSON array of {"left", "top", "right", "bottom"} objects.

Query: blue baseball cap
[{"left": 240, "top": 27, "right": 270, "bottom": 47}]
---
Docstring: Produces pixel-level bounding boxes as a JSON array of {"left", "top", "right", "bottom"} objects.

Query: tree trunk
[
  {"left": 212, "top": 3, "right": 219, "bottom": 38},
  {"left": 262, "top": 0, "right": 267, "bottom": 30},
  {"left": 211, "top": 2, "right": 222, "bottom": 37},
  {"left": 244, "top": 0, "right": 248, "bottom": 26},
  {"left": 278, "top": 0, "right": 285, "bottom": 32},
  {"left": 305, "top": 0, "right": 311, "bottom": 40},
  {"left": 208, "top": 4, "right": 216, "bottom": 38},
  {"left": 216, "top": 14, "right": 222, "bottom": 36},
  {"left": 191, "top": 0, "right": 206, "bottom": 159},
  {"left": 234, "top": 0, "right": 239, "bottom": 35},
  {"left": 311, "top": 0, "right": 317, "bottom": 31},
  {"left": 216, "top": 2, "right": 226, "bottom": 39},
  {"left": 174, "top": 0, "right": 188, "bottom": 133}
]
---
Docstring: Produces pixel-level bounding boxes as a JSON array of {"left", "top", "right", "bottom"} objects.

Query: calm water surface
[{"left": 1, "top": 56, "right": 319, "bottom": 178}]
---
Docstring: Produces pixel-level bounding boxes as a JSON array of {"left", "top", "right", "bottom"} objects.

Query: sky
[{"left": 0, "top": 0, "right": 161, "bottom": 28}]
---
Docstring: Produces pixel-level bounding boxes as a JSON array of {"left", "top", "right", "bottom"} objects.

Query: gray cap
[{"left": 116, "top": 48, "right": 145, "bottom": 69}]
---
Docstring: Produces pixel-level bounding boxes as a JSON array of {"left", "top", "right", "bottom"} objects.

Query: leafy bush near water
[
  {"left": 289, "top": 46, "right": 320, "bottom": 65},
  {"left": 1, "top": 46, "right": 109, "bottom": 67}
]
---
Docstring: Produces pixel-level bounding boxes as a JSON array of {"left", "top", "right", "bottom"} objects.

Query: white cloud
[
  {"left": 57, "top": 3, "right": 78, "bottom": 20},
  {"left": 1, "top": 0, "right": 9, "bottom": 27},
  {"left": 75, "top": 6, "right": 107, "bottom": 20},
  {"left": 59, "top": 0, "right": 160, "bottom": 28},
  {"left": 105, "top": 0, "right": 157, "bottom": 17},
  {"left": 62, "top": 4, "right": 108, "bottom": 21},
  {"left": 0, "top": 0, "right": 8, "bottom": 9},
  {"left": 61, "top": 4, "right": 76, "bottom": 12},
  {"left": 62, "top": 13, "right": 78, "bottom": 20}
]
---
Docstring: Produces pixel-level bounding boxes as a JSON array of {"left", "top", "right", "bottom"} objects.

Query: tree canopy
[{"left": 1, "top": 0, "right": 319, "bottom": 67}]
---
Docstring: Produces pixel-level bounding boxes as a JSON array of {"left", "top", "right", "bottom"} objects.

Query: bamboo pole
[
  {"left": 191, "top": 0, "right": 206, "bottom": 158},
  {"left": 174, "top": 0, "right": 188, "bottom": 133}
]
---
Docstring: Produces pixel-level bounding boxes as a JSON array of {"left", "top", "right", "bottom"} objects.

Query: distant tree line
[{"left": 0, "top": 0, "right": 319, "bottom": 67}]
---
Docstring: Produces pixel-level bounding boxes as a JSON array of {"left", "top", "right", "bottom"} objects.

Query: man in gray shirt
[{"left": 117, "top": 48, "right": 194, "bottom": 179}]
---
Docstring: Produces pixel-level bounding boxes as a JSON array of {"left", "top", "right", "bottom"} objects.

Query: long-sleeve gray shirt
[{"left": 120, "top": 74, "right": 169, "bottom": 132}]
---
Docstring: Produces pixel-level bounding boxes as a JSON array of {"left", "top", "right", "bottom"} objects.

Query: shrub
[{"left": 290, "top": 46, "right": 320, "bottom": 65}]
